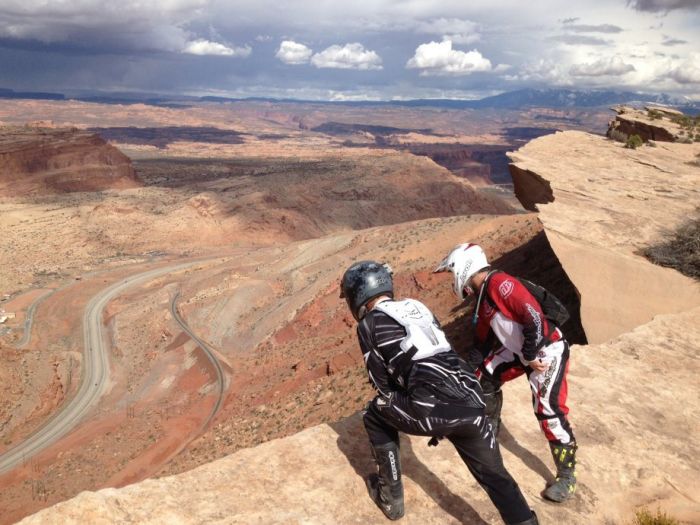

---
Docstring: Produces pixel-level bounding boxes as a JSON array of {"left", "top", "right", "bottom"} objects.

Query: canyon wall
[{"left": 0, "top": 127, "right": 140, "bottom": 196}]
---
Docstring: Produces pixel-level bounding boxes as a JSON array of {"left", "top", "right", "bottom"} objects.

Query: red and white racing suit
[{"left": 474, "top": 271, "right": 575, "bottom": 446}]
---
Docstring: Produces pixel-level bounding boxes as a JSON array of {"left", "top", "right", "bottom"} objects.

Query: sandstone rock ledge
[{"left": 509, "top": 130, "right": 700, "bottom": 343}]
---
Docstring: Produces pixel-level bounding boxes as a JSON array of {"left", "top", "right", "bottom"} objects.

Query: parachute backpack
[
  {"left": 482, "top": 272, "right": 570, "bottom": 328},
  {"left": 516, "top": 278, "right": 570, "bottom": 328}
]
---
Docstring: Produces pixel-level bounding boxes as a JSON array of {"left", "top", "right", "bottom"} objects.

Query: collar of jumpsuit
[
  {"left": 468, "top": 270, "right": 489, "bottom": 296},
  {"left": 367, "top": 295, "right": 392, "bottom": 312}
]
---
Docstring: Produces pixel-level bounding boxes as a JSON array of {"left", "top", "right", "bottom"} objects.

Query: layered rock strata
[
  {"left": 0, "top": 127, "right": 140, "bottom": 195},
  {"left": 606, "top": 105, "right": 693, "bottom": 143}
]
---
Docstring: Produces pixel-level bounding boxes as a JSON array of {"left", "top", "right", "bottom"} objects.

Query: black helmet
[{"left": 340, "top": 260, "right": 394, "bottom": 321}]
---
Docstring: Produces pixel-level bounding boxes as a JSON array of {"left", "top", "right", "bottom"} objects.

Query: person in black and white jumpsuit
[{"left": 340, "top": 260, "right": 538, "bottom": 524}]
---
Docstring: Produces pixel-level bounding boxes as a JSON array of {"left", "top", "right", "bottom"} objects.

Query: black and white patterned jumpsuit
[{"left": 357, "top": 297, "right": 532, "bottom": 524}]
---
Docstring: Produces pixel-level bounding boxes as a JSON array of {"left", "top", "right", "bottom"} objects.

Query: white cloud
[
  {"left": 570, "top": 56, "right": 636, "bottom": 76},
  {"left": 406, "top": 40, "right": 493, "bottom": 76},
  {"left": 415, "top": 18, "right": 480, "bottom": 45},
  {"left": 183, "top": 39, "right": 251, "bottom": 57},
  {"left": 506, "top": 59, "right": 572, "bottom": 85},
  {"left": 276, "top": 40, "right": 313, "bottom": 65},
  {"left": 667, "top": 53, "right": 700, "bottom": 84},
  {"left": 310, "top": 43, "right": 382, "bottom": 70}
]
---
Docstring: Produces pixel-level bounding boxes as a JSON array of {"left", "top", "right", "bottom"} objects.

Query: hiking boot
[
  {"left": 367, "top": 441, "right": 404, "bottom": 520},
  {"left": 543, "top": 442, "right": 577, "bottom": 502},
  {"left": 508, "top": 510, "right": 540, "bottom": 525}
]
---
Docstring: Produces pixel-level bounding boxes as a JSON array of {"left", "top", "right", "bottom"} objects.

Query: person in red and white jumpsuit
[{"left": 435, "top": 243, "right": 578, "bottom": 503}]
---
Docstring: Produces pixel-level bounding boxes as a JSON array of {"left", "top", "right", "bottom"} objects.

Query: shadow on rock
[
  {"left": 499, "top": 423, "right": 554, "bottom": 484},
  {"left": 330, "top": 412, "right": 489, "bottom": 524}
]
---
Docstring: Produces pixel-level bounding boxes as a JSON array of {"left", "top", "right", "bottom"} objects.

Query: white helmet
[{"left": 434, "top": 243, "right": 489, "bottom": 300}]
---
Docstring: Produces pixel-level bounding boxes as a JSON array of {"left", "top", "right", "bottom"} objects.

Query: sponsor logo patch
[
  {"left": 498, "top": 279, "right": 514, "bottom": 298},
  {"left": 459, "top": 261, "right": 473, "bottom": 283},
  {"left": 388, "top": 451, "right": 398, "bottom": 480},
  {"left": 405, "top": 304, "right": 422, "bottom": 319}
]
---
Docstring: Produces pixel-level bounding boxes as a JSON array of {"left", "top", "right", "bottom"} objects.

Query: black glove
[{"left": 428, "top": 436, "right": 443, "bottom": 447}]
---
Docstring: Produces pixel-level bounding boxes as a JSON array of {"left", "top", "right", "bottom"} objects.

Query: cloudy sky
[{"left": 1, "top": 0, "right": 699, "bottom": 100}]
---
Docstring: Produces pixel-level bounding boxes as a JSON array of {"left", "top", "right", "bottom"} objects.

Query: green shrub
[
  {"left": 631, "top": 507, "right": 679, "bottom": 525},
  {"left": 625, "top": 134, "right": 644, "bottom": 149},
  {"left": 672, "top": 115, "right": 692, "bottom": 128},
  {"left": 609, "top": 128, "right": 628, "bottom": 143},
  {"left": 647, "top": 109, "right": 663, "bottom": 120}
]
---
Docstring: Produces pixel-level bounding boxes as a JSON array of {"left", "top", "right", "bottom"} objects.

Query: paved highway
[{"left": 0, "top": 260, "right": 209, "bottom": 474}]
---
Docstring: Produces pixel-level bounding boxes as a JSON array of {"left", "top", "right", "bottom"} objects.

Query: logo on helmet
[{"left": 459, "top": 260, "right": 473, "bottom": 283}]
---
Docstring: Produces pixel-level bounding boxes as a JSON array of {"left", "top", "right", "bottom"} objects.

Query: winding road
[
  {"left": 0, "top": 260, "right": 215, "bottom": 475},
  {"left": 170, "top": 292, "right": 226, "bottom": 429},
  {"left": 14, "top": 289, "right": 56, "bottom": 349}
]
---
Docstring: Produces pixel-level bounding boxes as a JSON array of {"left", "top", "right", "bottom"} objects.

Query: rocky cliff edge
[{"left": 509, "top": 128, "right": 700, "bottom": 343}]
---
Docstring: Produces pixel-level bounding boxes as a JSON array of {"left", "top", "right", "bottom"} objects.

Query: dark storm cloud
[
  {"left": 0, "top": 0, "right": 251, "bottom": 57},
  {"left": 627, "top": 0, "right": 700, "bottom": 12},
  {"left": 549, "top": 35, "right": 612, "bottom": 46},
  {"left": 565, "top": 24, "right": 623, "bottom": 33},
  {"left": 662, "top": 36, "right": 688, "bottom": 45},
  {"left": 0, "top": 2, "right": 195, "bottom": 53}
]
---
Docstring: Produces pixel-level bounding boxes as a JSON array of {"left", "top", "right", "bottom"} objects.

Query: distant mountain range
[
  {"left": 426, "top": 88, "right": 697, "bottom": 110},
  {"left": 0, "top": 87, "right": 65, "bottom": 101},
  {"left": 1, "top": 87, "right": 697, "bottom": 113}
]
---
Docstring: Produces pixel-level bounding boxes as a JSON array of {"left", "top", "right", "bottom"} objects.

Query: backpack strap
[{"left": 471, "top": 269, "right": 498, "bottom": 327}]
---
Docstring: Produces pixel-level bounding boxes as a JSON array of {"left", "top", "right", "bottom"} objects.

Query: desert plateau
[{"left": 0, "top": 91, "right": 697, "bottom": 525}]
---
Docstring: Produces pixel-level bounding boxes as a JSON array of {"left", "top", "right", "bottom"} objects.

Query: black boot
[
  {"left": 366, "top": 441, "right": 404, "bottom": 520},
  {"left": 543, "top": 442, "right": 577, "bottom": 502},
  {"left": 483, "top": 389, "right": 503, "bottom": 438},
  {"left": 508, "top": 510, "right": 539, "bottom": 525}
]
